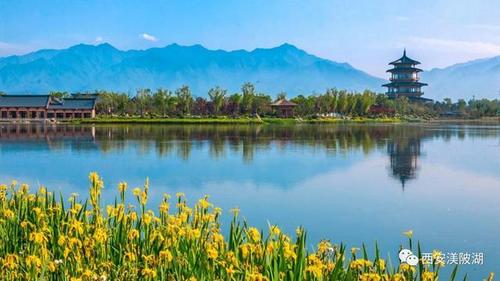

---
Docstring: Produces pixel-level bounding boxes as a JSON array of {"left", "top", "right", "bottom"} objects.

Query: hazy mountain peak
[
  {"left": 0, "top": 43, "right": 381, "bottom": 95},
  {"left": 423, "top": 55, "right": 500, "bottom": 100}
]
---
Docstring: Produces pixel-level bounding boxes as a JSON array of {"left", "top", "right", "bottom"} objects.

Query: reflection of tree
[{"left": 2, "top": 124, "right": 498, "bottom": 183}]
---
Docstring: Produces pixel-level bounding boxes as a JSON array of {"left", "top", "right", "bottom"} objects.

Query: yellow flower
[
  {"left": 403, "top": 230, "right": 413, "bottom": 238},
  {"left": 124, "top": 252, "right": 137, "bottom": 262},
  {"left": 93, "top": 227, "right": 108, "bottom": 243},
  {"left": 247, "top": 227, "right": 261, "bottom": 242},
  {"left": 159, "top": 202, "right": 169, "bottom": 213},
  {"left": 377, "top": 259, "right": 386, "bottom": 271},
  {"left": 3, "top": 254, "right": 19, "bottom": 270},
  {"left": 198, "top": 196, "right": 211, "bottom": 209},
  {"left": 29, "top": 231, "right": 47, "bottom": 245},
  {"left": 226, "top": 265, "right": 236, "bottom": 276},
  {"left": 142, "top": 267, "right": 157, "bottom": 278},
  {"left": 359, "top": 273, "right": 382, "bottom": 281},
  {"left": 129, "top": 211, "right": 138, "bottom": 221},
  {"left": 159, "top": 249, "right": 173, "bottom": 262},
  {"left": 48, "top": 261, "right": 57, "bottom": 272},
  {"left": 270, "top": 225, "right": 281, "bottom": 236},
  {"left": 142, "top": 212, "right": 153, "bottom": 225},
  {"left": 3, "top": 209, "right": 15, "bottom": 219},
  {"left": 349, "top": 259, "right": 372, "bottom": 270},
  {"left": 70, "top": 220, "right": 84, "bottom": 234},
  {"left": 58, "top": 235, "right": 66, "bottom": 246},
  {"left": 25, "top": 255, "right": 42, "bottom": 268},
  {"left": 207, "top": 245, "right": 218, "bottom": 260},
  {"left": 118, "top": 182, "right": 127, "bottom": 192},
  {"left": 128, "top": 229, "right": 140, "bottom": 240},
  {"left": 422, "top": 271, "right": 436, "bottom": 281},
  {"left": 399, "top": 263, "right": 416, "bottom": 273},
  {"left": 132, "top": 188, "right": 141, "bottom": 196},
  {"left": 392, "top": 273, "right": 406, "bottom": 281}
]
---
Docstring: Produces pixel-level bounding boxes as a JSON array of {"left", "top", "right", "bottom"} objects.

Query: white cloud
[
  {"left": 95, "top": 36, "right": 103, "bottom": 43},
  {"left": 409, "top": 36, "right": 500, "bottom": 56},
  {"left": 467, "top": 23, "right": 500, "bottom": 31},
  {"left": 0, "top": 41, "right": 34, "bottom": 57},
  {"left": 140, "top": 33, "right": 158, "bottom": 42}
]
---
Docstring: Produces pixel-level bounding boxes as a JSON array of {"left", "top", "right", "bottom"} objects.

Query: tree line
[{"left": 51, "top": 82, "right": 499, "bottom": 118}]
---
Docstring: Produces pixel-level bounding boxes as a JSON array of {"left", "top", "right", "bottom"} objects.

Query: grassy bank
[
  {"left": 68, "top": 116, "right": 406, "bottom": 125},
  {"left": 0, "top": 173, "right": 490, "bottom": 280}
]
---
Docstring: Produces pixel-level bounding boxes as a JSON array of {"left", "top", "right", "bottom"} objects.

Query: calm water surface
[{"left": 1, "top": 123, "right": 499, "bottom": 278}]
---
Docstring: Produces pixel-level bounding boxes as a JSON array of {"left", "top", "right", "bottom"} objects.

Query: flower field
[{"left": 0, "top": 173, "right": 492, "bottom": 280}]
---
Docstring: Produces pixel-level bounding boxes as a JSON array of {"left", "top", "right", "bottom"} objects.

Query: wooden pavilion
[{"left": 270, "top": 99, "right": 297, "bottom": 118}]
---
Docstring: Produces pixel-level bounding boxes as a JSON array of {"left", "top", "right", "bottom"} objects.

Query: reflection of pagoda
[
  {"left": 387, "top": 138, "right": 421, "bottom": 188},
  {"left": 383, "top": 50, "right": 430, "bottom": 101}
]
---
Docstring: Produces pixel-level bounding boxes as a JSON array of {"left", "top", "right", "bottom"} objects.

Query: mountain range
[
  {"left": 422, "top": 56, "right": 500, "bottom": 100},
  {"left": 0, "top": 43, "right": 383, "bottom": 96},
  {"left": 0, "top": 43, "right": 499, "bottom": 100}
]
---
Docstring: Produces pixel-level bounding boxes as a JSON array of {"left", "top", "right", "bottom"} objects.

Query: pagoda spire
[{"left": 383, "top": 49, "right": 429, "bottom": 101}]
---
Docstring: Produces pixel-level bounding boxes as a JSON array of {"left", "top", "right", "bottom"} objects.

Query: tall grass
[{"left": 0, "top": 173, "right": 493, "bottom": 280}]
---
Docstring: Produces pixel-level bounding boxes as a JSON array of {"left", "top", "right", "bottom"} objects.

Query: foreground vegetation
[
  {"left": 0, "top": 174, "right": 493, "bottom": 280},
  {"left": 57, "top": 82, "right": 499, "bottom": 119}
]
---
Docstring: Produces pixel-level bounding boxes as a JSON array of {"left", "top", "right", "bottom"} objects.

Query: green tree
[
  {"left": 208, "top": 86, "right": 227, "bottom": 115},
  {"left": 175, "top": 85, "right": 193, "bottom": 116},
  {"left": 136, "top": 88, "right": 153, "bottom": 117},
  {"left": 49, "top": 91, "right": 70, "bottom": 99},
  {"left": 241, "top": 82, "right": 255, "bottom": 114},
  {"left": 153, "top": 88, "right": 174, "bottom": 117},
  {"left": 276, "top": 92, "right": 287, "bottom": 101}
]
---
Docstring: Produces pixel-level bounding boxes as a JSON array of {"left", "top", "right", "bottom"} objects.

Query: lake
[{"left": 1, "top": 123, "right": 499, "bottom": 278}]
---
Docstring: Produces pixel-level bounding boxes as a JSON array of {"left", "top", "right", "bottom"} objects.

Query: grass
[
  {"left": 67, "top": 116, "right": 405, "bottom": 125},
  {"left": 0, "top": 174, "right": 493, "bottom": 280}
]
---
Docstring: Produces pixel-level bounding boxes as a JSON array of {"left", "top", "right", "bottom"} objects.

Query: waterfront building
[
  {"left": 0, "top": 95, "right": 96, "bottom": 120},
  {"left": 270, "top": 99, "right": 297, "bottom": 117},
  {"left": 383, "top": 50, "right": 431, "bottom": 101}
]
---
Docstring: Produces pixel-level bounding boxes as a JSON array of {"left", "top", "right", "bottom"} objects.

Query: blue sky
[{"left": 1, "top": 0, "right": 500, "bottom": 77}]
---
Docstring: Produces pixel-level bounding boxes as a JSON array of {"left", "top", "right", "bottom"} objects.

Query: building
[
  {"left": 383, "top": 50, "right": 431, "bottom": 101},
  {"left": 0, "top": 95, "right": 96, "bottom": 120},
  {"left": 270, "top": 99, "right": 297, "bottom": 117}
]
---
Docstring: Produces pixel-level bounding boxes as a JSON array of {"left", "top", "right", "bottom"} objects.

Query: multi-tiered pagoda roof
[{"left": 383, "top": 50, "right": 430, "bottom": 101}]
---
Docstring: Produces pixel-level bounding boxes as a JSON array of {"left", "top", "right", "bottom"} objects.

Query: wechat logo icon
[{"left": 399, "top": 249, "right": 419, "bottom": 266}]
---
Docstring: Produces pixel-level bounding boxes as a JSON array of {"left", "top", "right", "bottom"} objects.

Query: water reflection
[{"left": 1, "top": 123, "right": 498, "bottom": 187}]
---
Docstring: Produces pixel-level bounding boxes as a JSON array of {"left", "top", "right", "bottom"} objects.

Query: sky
[{"left": 1, "top": 0, "right": 500, "bottom": 77}]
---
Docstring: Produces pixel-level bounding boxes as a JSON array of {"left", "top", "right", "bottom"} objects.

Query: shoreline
[
  {"left": 65, "top": 116, "right": 407, "bottom": 125},
  {"left": 1, "top": 116, "right": 498, "bottom": 125}
]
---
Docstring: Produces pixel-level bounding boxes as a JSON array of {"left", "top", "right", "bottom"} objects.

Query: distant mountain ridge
[
  {"left": 422, "top": 55, "right": 500, "bottom": 100},
  {"left": 0, "top": 43, "right": 384, "bottom": 96}
]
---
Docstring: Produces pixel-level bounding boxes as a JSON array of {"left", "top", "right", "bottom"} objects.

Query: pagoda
[{"left": 383, "top": 50, "right": 429, "bottom": 101}]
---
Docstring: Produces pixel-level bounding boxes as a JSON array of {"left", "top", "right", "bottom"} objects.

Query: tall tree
[
  {"left": 208, "top": 86, "right": 227, "bottom": 115},
  {"left": 136, "top": 88, "right": 152, "bottom": 117},
  {"left": 153, "top": 88, "right": 174, "bottom": 117},
  {"left": 241, "top": 82, "right": 255, "bottom": 114},
  {"left": 175, "top": 86, "right": 193, "bottom": 116}
]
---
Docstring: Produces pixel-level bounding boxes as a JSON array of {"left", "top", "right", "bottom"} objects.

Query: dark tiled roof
[
  {"left": 271, "top": 99, "right": 297, "bottom": 106},
  {"left": 389, "top": 50, "right": 421, "bottom": 65},
  {"left": 0, "top": 95, "right": 96, "bottom": 110},
  {"left": 48, "top": 98, "right": 96, "bottom": 110},
  {"left": 386, "top": 67, "right": 423, "bottom": 73},
  {"left": 382, "top": 81, "right": 428, "bottom": 87},
  {"left": 0, "top": 95, "right": 50, "bottom": 107}
]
